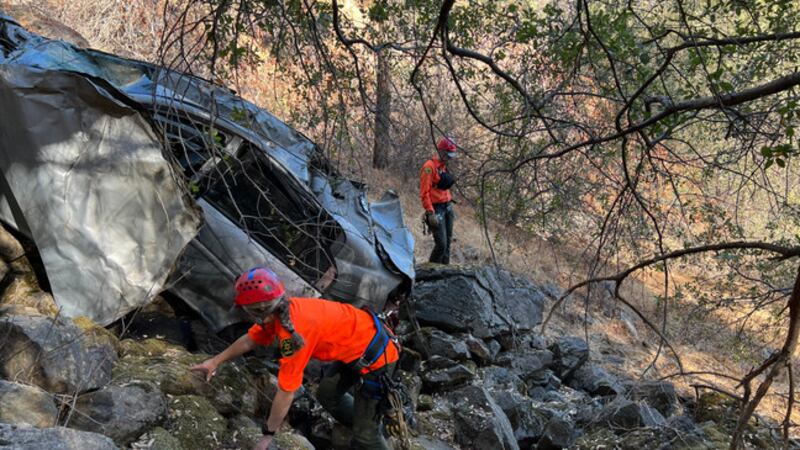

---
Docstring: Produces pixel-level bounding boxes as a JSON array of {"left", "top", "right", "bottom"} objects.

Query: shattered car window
[
  {"left": 153, "top": 110, "right": 226, "bottom": 177},
  {"left": 203, "top": 144, "right": 342, "bottom": 283}
]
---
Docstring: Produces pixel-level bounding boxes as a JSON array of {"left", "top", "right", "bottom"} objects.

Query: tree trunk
[{"left": 372, "top": 50, "right": 391, "bottom": 169}]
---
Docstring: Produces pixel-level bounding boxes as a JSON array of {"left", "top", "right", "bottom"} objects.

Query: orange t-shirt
[
  {"left": 247, "top": 297, "right": 399, "bottom": 392},
  {"left": 419, "top": 156, "right": 452, "bottom": 212}
]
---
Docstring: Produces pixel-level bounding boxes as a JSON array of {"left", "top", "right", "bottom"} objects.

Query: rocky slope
[{"left": 0, "top": 226, "right": 796, "bottom": 449}]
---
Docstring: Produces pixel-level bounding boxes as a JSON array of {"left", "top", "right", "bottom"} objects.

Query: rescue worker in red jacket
[
  {"left": 420, "top": 137, "right": 457, "bottom": 264},
  {"left": 191, "top": 267, "right": 399, "bottom": 450}
]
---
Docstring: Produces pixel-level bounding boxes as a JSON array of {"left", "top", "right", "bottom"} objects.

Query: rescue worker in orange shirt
[
  {"left": 420, "top": 137, "right": 458, "bottom": 264},
  {"left": 190, "top": 267, "right": 399, "bottom": 450}
]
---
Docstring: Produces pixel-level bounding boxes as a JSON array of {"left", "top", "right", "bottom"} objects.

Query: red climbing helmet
[
  {"left": 233, "top": 267, "right": 286, "bottom": 307},
  {"left": 436, "top": 137, "right": 457, "bottom": 158}
]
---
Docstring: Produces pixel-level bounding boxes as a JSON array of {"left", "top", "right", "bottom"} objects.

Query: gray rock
[
  {"left": 542, "top": 390, "right": 567, "bottom": 404},
  {"left": 478, "top": 366, "right": 528, "bottom": 416},
  {"left": 527, "top": 369, "right": 561, "bottom": 391},
  {"left": 448, "top": 385, "right": 520, "bottom": 450},
  {"left": 0, "top": 380, "right": 58, "bottom": 427},
  {"left": 537, "top": 414, "right": 576, "bottom": 450},
  {"left": 0, "top": 423, "right": 118, "bottom": 450},
  {"left": 0, "top": 314, "right": 117, "bottom": 394},
  {"left": 66, "top": 382, "right": 167, "bottom": 445},
  {"left": 413, "top": 266, "right": 545, "bottom": 339},
  {"left": 487, "top": 340, "right": 502, "bottom": 359},
  {"left": 506, "top": 399, "right": 550, "bottom": 448},
  {"left": 640, "top": 404, "right": 667, "bottom": 427},
  {"left": 568, "top": 364, "right": 622, "bottom": 397},
  {"left": 464, "top": 335, "right": 493, "bottom": 365},
  {"left": 549, "top": 336, "right": 589, "bottom": 382},
  {"left": 479, "top": 366, "right": 526, "bottom": 392},
  {"left": 494, "top": 352, "right": 515, "bottom": 367},
  {"left": 422, "top": 328, "right": 471, "bottom": 361},
  {"left": 595, "top": 398, "right": 665, "bottom": 433},
  {"left": 421, "top": 364, "right": 475, "bottom": 391},
  {"left": 629, "top": 381, "right": 679, "bottom": 417},
  {"left": 511, "top": 350, "right": 554, "bottom": 382}
]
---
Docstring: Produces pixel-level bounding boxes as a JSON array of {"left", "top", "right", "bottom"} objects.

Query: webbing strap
[
  {"left": 362, "top": 311, "right": 389, "bottom": 366},
  {"left": 352, "top": 309, "right": 390, "bottom": 370}
]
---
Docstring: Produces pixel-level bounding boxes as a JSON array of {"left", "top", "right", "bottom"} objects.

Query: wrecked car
[{"left": 0, "top": 13, "right": 414, "bottom": 330}]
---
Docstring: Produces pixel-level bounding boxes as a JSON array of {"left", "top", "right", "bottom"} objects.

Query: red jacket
[{"left": 419, "top": 156, "right": 452, "bottom": 212}]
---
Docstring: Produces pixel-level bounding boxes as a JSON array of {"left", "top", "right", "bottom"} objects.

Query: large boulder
[
  {"left": 511, "top": 350, "right": 554, "bottom": 383},
  {"left": 66, "top": 381, "right": 167, "bottom": 445},
  {"left": 0, "top": 314, "right": 116, "bottom": 393},
  {"left": 567, "top": 364, "right": 622, "bottom": 397},
  {"left": 548, "top": 337, "right": 589, "bottom": 382},
  {"left": 413, "top": 265, "right": 546, "bottom": 339},
  {"left": 448, "top": 385, "right": 520, "bottom": 450},
  {"left": 0, "top": 380, "right": 58, "bottom": 427},
  {"left": 0, "top": 423, "right": 118, "bottom": 450}
]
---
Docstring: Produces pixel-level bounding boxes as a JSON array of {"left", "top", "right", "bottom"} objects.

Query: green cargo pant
[{"left": 316, "top": 361, "right": 396, "bottom": 450}]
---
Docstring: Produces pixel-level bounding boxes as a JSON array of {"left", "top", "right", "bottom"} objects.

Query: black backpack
[{"left": 436, "top": 169, "right": 456, "bottom": 190}]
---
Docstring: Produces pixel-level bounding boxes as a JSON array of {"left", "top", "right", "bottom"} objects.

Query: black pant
[
  {"left": 316, "top": 361, "right": 396, "bottom": 450},
  {"left": 429, "top": 202, "right": 454, "bottom": 264}
]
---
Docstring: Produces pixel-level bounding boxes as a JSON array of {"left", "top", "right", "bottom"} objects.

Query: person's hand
[
  {"left": 253, "top": 435, "right": 272, "bottom": 450},
  {"left": 189, "top": 358, "right": 219, "bottom": 382},
  {"left": 425, "top": 211, "right": 440, "bottom": 229}
]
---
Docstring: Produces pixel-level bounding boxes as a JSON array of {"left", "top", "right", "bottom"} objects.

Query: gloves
[{"left": 425, "top": 211, "right": 440, "bottom": 229}]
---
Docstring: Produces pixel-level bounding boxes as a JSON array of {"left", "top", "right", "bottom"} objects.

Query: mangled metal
[
  {"left": 0, "top": 64, "right": 202, "bottom": 325},
  {"left": 0, "top": 13, "right": 415, "bottom": 330}
]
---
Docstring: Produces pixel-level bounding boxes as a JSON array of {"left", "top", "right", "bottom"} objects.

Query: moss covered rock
[
  {"left": 72, "top": 316, "right": 120, "bottom": 354},
  {"left": 113, "top": 339, "right": 260, "bottom": 416},
  {"left": 167, "top": 395, "right": 227, "bottom": 449},
  {"left": 150, "top": 427, "right": 184, "bottom": 450}
]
